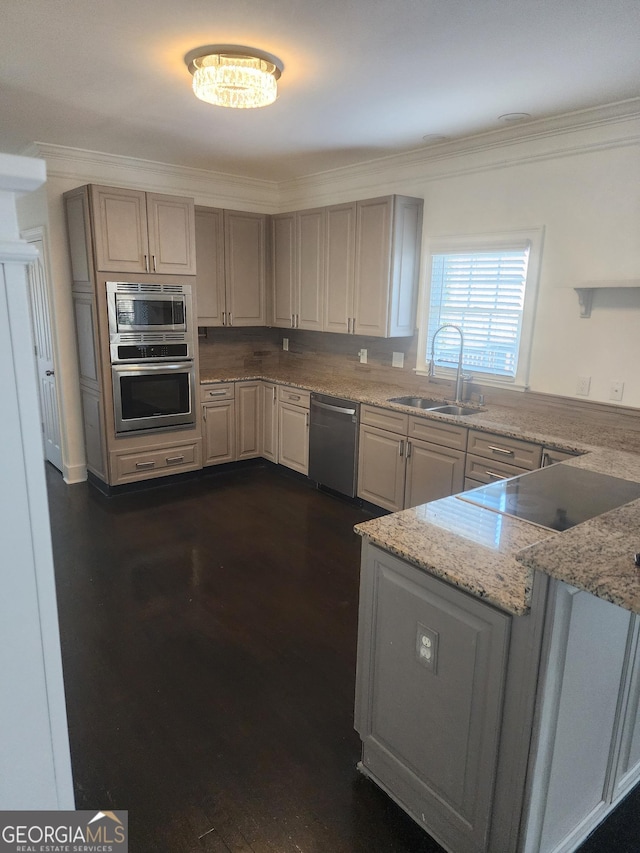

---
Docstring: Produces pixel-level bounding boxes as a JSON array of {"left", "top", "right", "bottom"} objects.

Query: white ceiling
[{"left": 2, "top": 0, "right": 640, "bottom": 182}]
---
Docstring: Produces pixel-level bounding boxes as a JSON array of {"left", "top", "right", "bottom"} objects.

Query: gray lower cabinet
[
  {"left": 355, "top": 543, "right": 512, "bottom": 853},
  {"left": 356, "top": 542, "right": 640, "bottom": 853}
]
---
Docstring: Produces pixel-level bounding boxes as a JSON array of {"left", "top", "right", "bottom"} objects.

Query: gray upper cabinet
[
  {"left": 273, "top": 195, "right": 423, "bottom": 337},
  {"left": 353, "top": 195, "right": 423, "bottom": 338},
  {"left": 195, "top": 207, "right": 225, "bottom": 325},
  {"left": 196, "top": 207, "right": 267, "bottom": 327},
  {"left": 271, "top": 212, "right": 296, "bottom": 328},
  {"left": 324, "top": 202, "right": 357, "bottom": 334},
  {"left": 90, "top": 185, "right": 196, "bottom": 275},
  {"left": 271, "top": 208, "right": 325, "bottom": 330}
]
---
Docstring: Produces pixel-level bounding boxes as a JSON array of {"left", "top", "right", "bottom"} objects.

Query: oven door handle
[{"left": 112, "top": 361, "right": 193, "bottom": 374}]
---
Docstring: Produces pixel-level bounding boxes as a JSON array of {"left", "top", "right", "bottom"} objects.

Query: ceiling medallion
[{"left": 185, "top": 44, "right": 283, "bottom": 109}]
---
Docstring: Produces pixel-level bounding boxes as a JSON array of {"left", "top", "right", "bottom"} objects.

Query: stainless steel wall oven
[{"left": 107, "top": 281, "right": 196, "bottom": 434}]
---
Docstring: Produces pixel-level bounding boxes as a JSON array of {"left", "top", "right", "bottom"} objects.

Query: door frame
[{"left": 21, "top": 225, "right": 65, "bottom": 474}]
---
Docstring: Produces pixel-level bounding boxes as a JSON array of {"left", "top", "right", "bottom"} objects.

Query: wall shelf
[{"left": 573, "top": 281, "right": 640, "bottom": 318}]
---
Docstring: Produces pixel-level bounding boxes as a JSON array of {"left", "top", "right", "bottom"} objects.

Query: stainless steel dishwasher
[{"left": 309, "top": 393, "right": 360, "bottom": 498}]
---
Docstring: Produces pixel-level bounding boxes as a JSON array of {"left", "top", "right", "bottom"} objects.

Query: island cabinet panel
[
  {"left": 612, "top": 617, "right": 640, "bottom": 800},
  {"left": 522, "top": 583, "right": 640, "bottom": 853},
  {"left": 355, "top": 544, "right": 511, "bottom": 853}
]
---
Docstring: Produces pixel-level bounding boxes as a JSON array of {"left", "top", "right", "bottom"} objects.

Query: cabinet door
[
  {"left": 260, "top": 382, "right": 278, "bottom": 463},
  {"left": 195, "top": 207, "right": 226, "bottom": 325},
  {"left": 355, "top": 543, "right": 511, "bottom": 853},
  {"left": 146, "top": 193, "right": 196, "bottom": 275},
  {"left": 271, "top": 213, "right": 296, "bottom": 328},
  {"left": 324, "top": 202, "right": 356, "bottom": 334},
  {"left": 224, "top": 210, "right": 266, "bottom": 326},
  {"left": 404, "top": 439, "right": 466, "bottom": 508},
  {"left": 612, "top": 617, "right": 640, "bottom": 800},
  {"left": 278, "top": 402, "right": 309, "bottom": 475},
  {"left": 202, "top": 401, "right": 235, "bottom": 465},
  {"left": 90, "top": 185, "right": 148, "bottom": 273},
  {"left": 353, "top": 197, "right": 393, "bottom": 337},
  {"left": 387, "top": 196, "right": 422, "bottom": 337},
  {"left": 357, "top": 424, "right": 406, "bottom": 512},
  {"left": 235, "top": 382, "right": 261, "bottom": 460},
  {"left": 296, "top": 208, "right": 325, "bottom": 331}
]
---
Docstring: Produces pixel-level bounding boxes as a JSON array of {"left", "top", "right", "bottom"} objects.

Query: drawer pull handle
[
  {"left": 135, "top": 460, "right": 155, "bottom": 469},
  {"left": 486, "top": 470, "right": 509, "bottom": 480},
  {"left": 289, "top": 394, "right": 301, "bottom": 401},
  {"left": 488, "top": 445, "right": 514, "bottom": 456},
  {"left": 166, "top": 455, "right": 185, "bottom": 465},
  {"left": 208, "top": 391, "right": 227, "bottom": 397}
]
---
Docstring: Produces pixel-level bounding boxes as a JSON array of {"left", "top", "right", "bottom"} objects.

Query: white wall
[{"left": 23, "top": 104, "right": 640, "bottom": 479}]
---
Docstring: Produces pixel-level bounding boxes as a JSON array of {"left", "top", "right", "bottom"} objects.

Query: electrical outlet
[
  {"left": 359, "top": 348, "right": 368, "bottom": 364},
  {"left": 392, "top": 351, "right": 404, "bottom": 369},
  {"left": 576, "top": 375, "right": 591, "bottom": 396},
  {"left": 610, "top": 380, "right": 624, "bottom": 402},
  {"left": 282, "top": 338, "right": 289, "bottom": 351}
]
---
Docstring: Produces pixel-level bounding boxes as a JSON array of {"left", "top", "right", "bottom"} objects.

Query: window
[{"left": 417, "top": 230, "right": 543, "bottom": 388}]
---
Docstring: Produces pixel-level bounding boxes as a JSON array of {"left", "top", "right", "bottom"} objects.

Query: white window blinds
[{"left": 427, "top": 246, "right": 531, "bottom": 379}]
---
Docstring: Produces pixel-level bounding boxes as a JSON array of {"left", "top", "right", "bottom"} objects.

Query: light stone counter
[
  {"left": 353, "top": 497, "right": 553, "bottom": 615},
  {"left": 201, "top": 367, "right": 640, "bottom": 455},
  {"left": 201, "top": 369, "right": 640, "bottom": 615}
]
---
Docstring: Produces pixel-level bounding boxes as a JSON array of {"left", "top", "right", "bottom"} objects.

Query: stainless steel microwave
[{"left": 107, "top": 281, "right": 192, "bottom": 335}]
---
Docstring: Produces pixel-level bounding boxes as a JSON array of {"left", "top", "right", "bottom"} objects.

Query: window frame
[{"left": 416, "top": 228, "right": 544, "bottom": 390}]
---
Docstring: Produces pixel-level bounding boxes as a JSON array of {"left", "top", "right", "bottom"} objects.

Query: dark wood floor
[{"left": 47, "top": 462, "right": 640, "bottom": 853}]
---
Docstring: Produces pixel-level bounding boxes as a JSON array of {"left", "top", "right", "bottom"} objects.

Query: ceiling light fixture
[{"left": 184, "top": 45, "right": 283, "bottom": 109}]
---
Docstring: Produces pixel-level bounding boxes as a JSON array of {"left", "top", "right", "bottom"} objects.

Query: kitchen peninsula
[{"left": 201, "top": 364, "right": 640, "bottom": 853}]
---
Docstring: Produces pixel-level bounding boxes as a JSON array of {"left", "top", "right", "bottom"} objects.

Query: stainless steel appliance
[
  {"left": 309, "top": 393, "right": 359, "bottom": 498},
  {"left": 459, "top": 464, "right": 640, "bottom": 530},
  {"left": 107, "top": 281, "right": 194, "bottom": 362},
  {"left": 107, "top": 281, "right": 197, "bottom": 434},
  {"left": 112, "top": 361, "right": 196, "bottom": 434}
]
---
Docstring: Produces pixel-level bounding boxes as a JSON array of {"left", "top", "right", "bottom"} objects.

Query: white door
[{"left": 23, "top": 230, "right": 63, "bottom": 472}]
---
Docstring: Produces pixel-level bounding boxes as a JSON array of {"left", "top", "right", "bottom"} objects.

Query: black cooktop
[{"left": 459, "top": 464, "right": 640, "bottom": 531}]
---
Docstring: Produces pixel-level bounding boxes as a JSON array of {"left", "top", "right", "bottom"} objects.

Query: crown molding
[
  {"left": 22, "top": 98, "right": 640, "bottom": 213},
  {"left": 277, "top": 98, "right": 640, "bottom": 209},
  {"left": 27, "top": 143, "right": 279, "bottom": 212}
]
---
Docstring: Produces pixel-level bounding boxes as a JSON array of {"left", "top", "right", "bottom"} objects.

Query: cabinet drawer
[
  {"left": 467, "top": 430, "right": 542, "bottom": 471},
  {"left": 115, "top": 442, "right": 198, "bottom": 479},
  {"left": 278, "top": 386, "right": 310, "bottom": 408},
  {"left": 408, "top": 416, "right": 467, "bottom": 450},
  {"left": 361, "top": 404, "right": 408, "bottom": 434},
  {"left": 200, "top": 383, "right": 234, "bottom": 403},
  {"left": 465, "top": 453, "right": 530, "bottom": 484}
]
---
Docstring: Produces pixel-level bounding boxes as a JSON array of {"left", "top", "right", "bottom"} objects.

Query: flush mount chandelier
[{"left": 184, "top": 45, "right": 283, "bottom": 109}]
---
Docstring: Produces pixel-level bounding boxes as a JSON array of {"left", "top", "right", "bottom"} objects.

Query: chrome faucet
[{"left": 429, "top": 323, "right": 467, "bottom": 403}]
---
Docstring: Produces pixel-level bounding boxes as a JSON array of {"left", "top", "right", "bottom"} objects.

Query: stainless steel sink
[
  {"left": 428, "top": 404, "right": 484, "bottom": 416},
  {"left": 387, "top": 396, "right": 444, "bottom": 408}
]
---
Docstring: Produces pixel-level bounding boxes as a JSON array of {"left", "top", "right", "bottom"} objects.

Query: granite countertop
[
  {"left": 201, "top": 367, "right": 640, "bottom": 455},
  {"left": 201, "top": 368, "right": 640, "bottom": 616}
]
